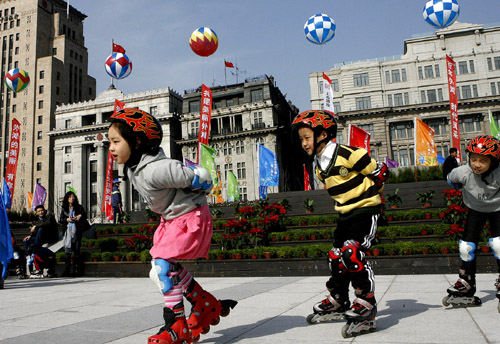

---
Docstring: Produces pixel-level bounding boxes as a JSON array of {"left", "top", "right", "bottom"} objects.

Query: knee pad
[
  {"left": 328, "top": 247, "right": 347, "bottom": 275},
  {"left": 341, "top": 240, "right": 365, "bottom": 273},
  {"left": 149, "top": 259, "right": 177, "bottom": 294},
  {"left": 459, "top": 240, "right": 476, "bottom": 262},
  {"left": 489, "top": 236, "right": 500, "bottom": 259}
]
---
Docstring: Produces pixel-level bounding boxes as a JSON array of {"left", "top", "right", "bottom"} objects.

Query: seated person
[
  {"left": 23, "top": 205, "right": 59, "bottom": 252},
  {"left": 27, "top": 246, "right": 56, "bottom": 278},
  {"left": 10, "top": 236, "right": 27, "bottom": 279}
]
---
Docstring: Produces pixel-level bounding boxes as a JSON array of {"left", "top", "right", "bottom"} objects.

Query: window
[
  {"left": 333, "top": 102, "right": 341, "bottom": 114},
  {"left": 391, "top": 70, "right": 401, "bottom": 83},
  {"left": 37, "top": 146, "right": 42, "bottom": 155},
  {"left": 38, "top": 115, "right": 43, "bottom": 124},
  {"left": 394, "top": 93, "right": 403, "bottom": 106},
  {"left": 438, "top": 88, "right": 443, "bottom": 101},
  {"left": 64, "top": 161, "right": 72, "bottom": 174},
  {"left": 355, "top": 96, "right": 371, "bottom": 110},
  {"left": 224, "top": 163, "right": 233, "bottom": 180},
  {"left": 425, "top": 118, "right": 447, "bottom": 135},
  {"left": 434, "top": 64, "right": 440, "bottom": 77},
  {"left": 492, "top": 82, "right": 497, "bottom": 96},
  {"left": 150, "top": 106, "right": 158, "bottom": 116},
  {"left": 385, "top": 71, "right": 390, "bottom": 83},
  {"left": 460, "top": 116, "right": 481, "bottom": 133},
  {"left": 39, "top": 70, "right": 44, "bottom": 79},
  {"left": 332, "top": 79, "right": 339, "bottom": 92},
  {"left": 253, "top": 111, "right": 263, "bottom": 125},
  {"left": 191, "top": 147, "right": 196, "bottom": 160},
  {"left": 237, "top": 162, "right": 246, "bottom": 179},
  {"left": 190, "top": 122, "right": 199, "bottom": 137},
  {"left": 239, "top": 188, "right": 248, "bottom": 202},
  {"left": 427, "top": 89, "right": 437, "bottom": 102},
  {"left": 65, "top": 119, "right": 71, "bottom": 129},
  {"left": 424, "top": 65, "right": 434, "bottom": 78},
  {"left": 402, "top": 68, "right": 407, "bottom": 81},
  {"left": 36, "top": 162, "right": 42, "bottom": 171},
  {"left": 495, "top": 56, "right": 500, "bottom": 70},
  {"left": 418, "top": 66, "right": 423, "bottom": 79},
  {"left": 404, "top": 92, "right": 409, "bottom": 105},
  {"left": 251, "top": 89, "right": 264, "bottom": 102},
  {"left": 387, "top": 94, "right": 393, "bottom": 107},
  {"left": 235, "top": 140, "right": 245, "bottom": 154},
  {"left": 188, "top": 100, "right": 200, "bottom": 113},
  {"left": 64, "top": 146, "right": 72, "bottom": 154},
  {"left": 458, "top": 61, "right": 468, "bottom": 74},
  {"left": 420, "top": 90, "right": 426, "bottom": 103},
  {"left": 12, "top": 104, "right": 16, "bottom": 113},
  {"left": 37, "top": 131, "right": 42, "bottom": 139},
  {"left": 353, "top": 73, "right": 369, "bottom": 86},
  {"left": 390, "top": 122, "right": 413, "bottom": 139},
  {"left": 472, "top": 85, "right": 478, "bottom": 98},
  {"left": 223, "top": 142, "right": 232, "bottom": 155},
  {"left": 488, "top": 57, "right": 493, "bottom": 71},
  {"left": 469, "top": 60, "right": 475, "bottom": 73},
  {"left": 38, "top": 100, "right": 43, "bottom": 109},
  {"left": 39, "top": 85, "right": 43, "bottom": 94},
  {"left": 461, "top": 85, "right": 472, "bottom": 99},
  {"left": 14, "top": 46, "right": 18, "bottom": 54}
]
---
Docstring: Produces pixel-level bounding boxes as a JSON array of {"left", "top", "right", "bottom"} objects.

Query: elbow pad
[{"left": 191, "top": 167, "right": 213, "bottom": 193}]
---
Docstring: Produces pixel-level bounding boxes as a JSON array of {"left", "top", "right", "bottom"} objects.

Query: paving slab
[{"left": 0, "top": 274, "right": 499, "bottom": 344}]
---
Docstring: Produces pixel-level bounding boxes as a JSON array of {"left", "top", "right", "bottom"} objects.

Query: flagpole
[
  {"left": 224, "top": 60, "right": 227, "bottom": 89},
  {"left": 110, "top": 39, "right": 115, "bottom": 88}
]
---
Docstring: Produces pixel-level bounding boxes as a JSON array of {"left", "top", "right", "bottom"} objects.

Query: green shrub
[
  {"left": 140, "top": 249, "right": 152, "bottom": 263},
  {"left": 101, "top": 252, "right": 113, "bottom": 261}
]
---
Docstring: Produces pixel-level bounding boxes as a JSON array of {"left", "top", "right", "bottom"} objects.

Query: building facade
[
  {"left": 0, "top": 0, "right": 96, "bottom": 210},
  {"left": 178, "top": 75, "right": 300, "bottom": 201},
  {"left": 49, "top": 86, "right": 182, "bottom": 219},
  {"left": 310, "top": 22, "right": 500, "bottom": 166}
]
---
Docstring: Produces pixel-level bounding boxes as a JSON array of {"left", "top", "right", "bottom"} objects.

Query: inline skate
[
  {"left": 341, "top": 297, "right": 377, "bottom": 338},
  {"left": 148, "top": 304, "right": 192, "bottom": 344},
  {"left": 442, "top": 278, "right": 482, "bottom": 308},
  {"left": 306, "top": 294, "right": 350, "bottom": 324},
  {"left": 184, "top": 281, "right": 237, "bottom": 343}
]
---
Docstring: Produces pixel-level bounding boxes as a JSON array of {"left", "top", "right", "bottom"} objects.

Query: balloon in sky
[
  {"left": 423, "top": 0, "right": 460, "bottom": 29},
  {"left": 105, "top": 52, "right": 133, "bottom": 79},
  {"left": 189, "top": 27, "right": 219, "bottom": 57},
  {"left": 4, "top": 68, "right": 30, "bottom": 92},
  {"left": 304, "top": 13, "right": 336, "bottom": 45}
]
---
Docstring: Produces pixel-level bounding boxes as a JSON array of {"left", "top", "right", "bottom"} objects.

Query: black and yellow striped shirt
[{"left": 315, "top": 144, "right": 381, "bottom": 214}]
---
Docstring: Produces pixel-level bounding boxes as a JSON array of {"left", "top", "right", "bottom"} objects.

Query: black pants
[{"left": 460, "top": 208, "right": 500, "bottom": 278}]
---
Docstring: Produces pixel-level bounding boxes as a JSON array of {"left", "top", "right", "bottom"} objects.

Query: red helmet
[
  {"left": 465, "top": 135, "right": 500, "bottom": 160},
  {"left": 110, "top": 108, "right": 163, "bottom": 154},
  {"left": 292, "top": 110, "right": 337, "bottom": 139}
]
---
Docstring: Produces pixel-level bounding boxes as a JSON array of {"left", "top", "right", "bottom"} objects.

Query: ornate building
[
  {"left": 310, "top": 22, "right": 500, "bottom": 166},
  {"left": 178, "top": 75, "right": 300, "bottom": 201},
  {"left": 0, "top": 0, "right": 96, "bottom": 210}
]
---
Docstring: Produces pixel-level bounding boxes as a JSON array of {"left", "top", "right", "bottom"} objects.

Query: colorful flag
[
  {"left": 197, "top": 85, "right": 213, "bottom": 164},
  {"left": 3, "top": 179, "right": 11, "bottom": 210},
  {"left": 114, "top": 99, "right": 125, "bottom": 113},
  {"left": 384, "top": 157, "right": 399, "bottom": 169},
  {"left": 446, "top": 55, "right": 461, "bottom": 162},
  {"left": 347, "top": 124, "right": 371, "bottom": 152},
  {"left": 224, "top": 60, "right": 235, "bottom": 68},
  {"left": 215, "top": 170, "right": 223, "bottom": 204},
  {"left": 26, "top": 192, "right": 33, "bottom": 212},
  {"left": 323, "top": 73, "right": 334, "bottom": 113},
  {"left": 199, "top": 143, "right": 219, "bottom": 188},
  {"left": 5, "top": 118, "right": 21, "bottom": 203},
  {"left": 415, "top": 118, "right": 438, "bottom": 166},
  {"left": 66, "top": 185, "right": 78, "bottom": 195},
  {"left": 303, "top": 165, "right": 312, "bottom": 191},
  {"left": 259, "top": 186, "right": 268, "bottom": 200},
  {"left": 112, "top": 43, "right": 126, "bottom": 54},
  {"left": 184, "top": 158, "right": 198, "bottom": 168},
  {"left": 0, "top": 185, "right": 13, "bottom": 279},
  {"left": 227, "top": 171, "right": 240, "bottom": 202},
  {"left": 437, "top": 154, "right": 445, "bottom": 165},
  {"left": 489, "top": 110, "right": 500, "bottom": 139},
  {"left": 31, "top": 183, "right": 47, "bottom": 211},
  {"left": 102, "top": 151, "right": 114, "bottom": 221}
]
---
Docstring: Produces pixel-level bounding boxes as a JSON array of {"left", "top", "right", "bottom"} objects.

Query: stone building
[
  {"left": 0, "top": 0, "right": 96, "bottom": 210},
  {"left": 49, "top": 86, "right": 182, "bottom": 219},
  {"left": 178, "top": 75, "right": 300, "bottom": 201},
  {"left": 310, "top": 22, "right": 500, "bottom": 166}
]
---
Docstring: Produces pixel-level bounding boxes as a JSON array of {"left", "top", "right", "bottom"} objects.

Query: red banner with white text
[
  {"left": 347, "top": 124, "right": 371, "bottom": 152},
  {"left": 5, "top": 118, "right": 21, "bottom": 202},
  {"left": 197, "top": 84, "right": 212, "bottom": 164},
  {"left": 446, "top": 55, "right": 461, "bottom": 162}
]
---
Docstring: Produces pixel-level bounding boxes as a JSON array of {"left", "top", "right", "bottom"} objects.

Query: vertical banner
[
  {"left": 227, "top": 171, "right": 240, "bottom": 202},
  {"left": 5, "top": 118, "right": 21, "bottom": 203},
  {"left": 489, "top": 110, "right": 500, "bottom": 139},
  {"left": 303, "top": 164, "right": 312, "bottom": 191},
  {"left": 199, "top": 143, "right": 219, "bottom": 188},
  {"left": 258, "top": 144, "right": 279, "bottom": 187},
  {"left": 322, "top": 73, "right": 334, "bottom": 113},
  {"left": 446, "top": 55, "right": 461, "bottom": 162},
  {"left": 31, "top": 183, "right": 47, "bottom": 211},
  {"left": 197, "top": 84, "right": 212, "bottom": 164},
  {"left": 0, "top": 185, "right": 13, "bottom": 279},
  {"left": 102, "top": 151, "right": 114, "bottom": 221},
  {"left": 415, "top": 118, "right": 438, "bottom": 166},
  {"left": 3, "top": 179, "right": 11, "bottom": 210},
  {"left": 347, "top": 124, "right": 371, "bottom": 152}
]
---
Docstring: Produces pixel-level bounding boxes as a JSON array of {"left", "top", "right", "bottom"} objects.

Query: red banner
[
  {"left": 446, "top": 55, "right": 461, "bottom": 162},
  {"left": 102, "top": 151, "right": 114, "bottom": 221},
  {"left": 303, "top": 165, "right": 312, "bottom": 191},
  {"left": 114, "top": 99, "right": 125, "bottom": 113},
  {"left": 197, "top": 84, "right": 212, "bottom": 163},
  {"left": 348, "top": 124, "right": 371, "bottom": 152},
  {"left": 5, "top": 118, "right": 21, "bottom": 202}
]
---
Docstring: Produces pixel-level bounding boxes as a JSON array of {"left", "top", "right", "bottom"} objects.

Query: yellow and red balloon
[
  {"left": 4, "top": 68, "right": 30, "bottom": 92},
  {"left": 189, "top": 27, "right": 218, "bottom": 57}
]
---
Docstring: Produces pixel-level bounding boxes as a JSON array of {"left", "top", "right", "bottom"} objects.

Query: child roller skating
[
  {"left": 108, "top": 109, "right": 237, "bottom": 344},
  {"left": 292, "top": 110, "right": 387, "bottom": 337},
  {"left": 444, "top": 135, "right": 500, "bottom": 311}
]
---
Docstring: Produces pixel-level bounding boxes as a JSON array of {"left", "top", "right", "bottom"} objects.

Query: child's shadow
[{"left": 376, "top": 299, "right": 441, "bottom": 331}]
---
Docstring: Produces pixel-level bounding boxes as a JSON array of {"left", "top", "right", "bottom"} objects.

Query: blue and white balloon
[
  {"left": 423, "top": 0, "right": 460, "bottom": 29},
  {"left": 304, "top": 13, "right": 336, "bottom": 45}
]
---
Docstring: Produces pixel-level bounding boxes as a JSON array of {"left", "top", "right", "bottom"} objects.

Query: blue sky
[{"left": 72, "top": 0, "right": 500, "bottom": 112}]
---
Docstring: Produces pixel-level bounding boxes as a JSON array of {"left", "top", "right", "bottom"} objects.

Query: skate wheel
[
  {"left": 341, "top": 324, "right": 351, "bottom": 338},
  {"left": 306, "top": 314, "right": 317, "bottom": 325},
  {"left": 201, "top": 326, "right": 210, "bottom": 335},
  {"left": 442, "top": 296, "right": 451, "bottom": 307},
  {"left": 473, "top": 296, "right": 482, "bottom": 306},
  {"left": 192, "top": 334, "right": 200, "bottom": 343},
  {"left": 211, "top": 316, "right": 220, "bottom": 325},
  {"left": 221, "top": 308, "right": 231, "bottom": 317}
]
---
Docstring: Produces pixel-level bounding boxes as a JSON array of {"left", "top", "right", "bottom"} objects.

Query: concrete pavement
[{"left": 0, "top": 274, "right": 499, "bottom": 344}]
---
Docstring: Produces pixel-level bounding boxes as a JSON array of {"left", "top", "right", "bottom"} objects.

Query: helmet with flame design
[{"left": 110, "top": 108, "right": 163, "bottom": 155}]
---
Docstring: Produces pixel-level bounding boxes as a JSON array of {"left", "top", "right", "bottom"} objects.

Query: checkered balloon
[
  {"left": 105, "top": 52, "right": 133, "bottom": 80},
  {"left": 423, "top": 0, "right": 460, "bottom": 29},
  {"left": 4, "top": 68, "right": 30, "bottom": 92},
  {"left": 304, "top": 13, "right": 336, "bottom": 45}
]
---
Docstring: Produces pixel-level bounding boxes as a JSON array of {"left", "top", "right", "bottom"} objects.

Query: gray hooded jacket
[
  {"left": 126, "top": 148, "right": 207, "bottom": 220},
  {"left": 448, "top": 164, "right": 500, "bottom": 213}
]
